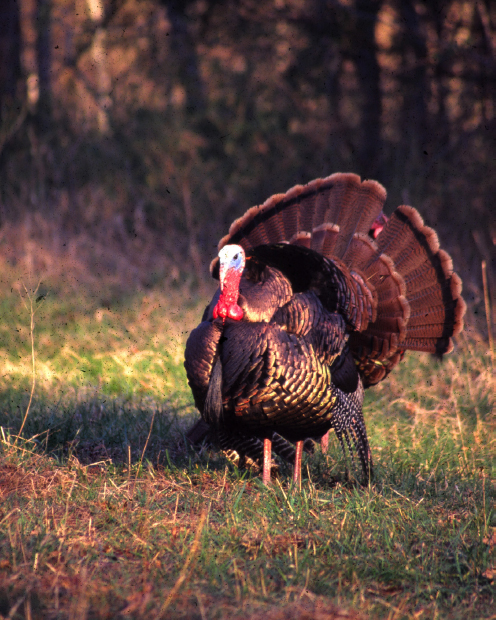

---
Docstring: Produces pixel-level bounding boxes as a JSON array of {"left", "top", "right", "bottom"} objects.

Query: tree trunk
[
  {"left": 353, "top": 0, "right": 383, "bottom": 179},
  {"left": 87, "top": 0, "right": 112, "bottom": 133},
  {"left": 0, "top": 0, "right": 22, "bottom": 122},
  {"left": 165, "top": 0, "right": 206, "bottom": 115},
  {"left": 36, "top": 0, "right": 52, "bottom": 131},
  {"left": 398, "top": 0, "right": 429, "bottom": 153},
  {"left": 431, "top": 1, "right": 450, "bottom": 149}
]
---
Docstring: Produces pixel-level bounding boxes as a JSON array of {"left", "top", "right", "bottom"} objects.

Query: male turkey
[{"left": 184, "top": 173, "right": 466, "bottom": 485}]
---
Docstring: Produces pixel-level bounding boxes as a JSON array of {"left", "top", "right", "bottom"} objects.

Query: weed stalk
[
  {"left": 158, "top": 506, "right": 208, "bottom": 618},
  {"left": 16, "top": 282, "right": 43, "bottom": 445},
  {"left": 481, "top": 260, "right": 494, "bottom": 370}
]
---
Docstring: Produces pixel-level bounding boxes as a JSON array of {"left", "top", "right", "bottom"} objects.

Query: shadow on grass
[
  {"left": 0, "top": 386, "right": 373, "bottom": 492},
  {"left": 0, "top": 387, "right": 202, "bottom": 467}
]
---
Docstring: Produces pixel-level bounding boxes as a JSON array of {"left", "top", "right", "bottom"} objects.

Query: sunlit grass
[
  {"left": 0, "top": 283, "right": 196, "bottom": 400},
  {"left": 0, "top": 271, "right": 493, "bottom": 619}
]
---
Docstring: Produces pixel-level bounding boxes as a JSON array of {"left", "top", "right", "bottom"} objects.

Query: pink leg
[
  {"left": 320, "top": 431, "right": 329, "bottom": 453},
  {"left": 293, "top": 440, "right": 303, "bottom": 488},
  {"left": 263, "top": 437, "right": 272, "bottom": 485}
]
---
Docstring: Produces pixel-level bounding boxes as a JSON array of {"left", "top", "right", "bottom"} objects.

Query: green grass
[{"left": 0, "top": 275, "right": 494, "bottom": 619}]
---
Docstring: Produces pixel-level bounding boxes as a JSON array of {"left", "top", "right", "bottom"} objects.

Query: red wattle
[
  {"left": 213, "top": 298, "right": 227, "bottom": 318},
  {"left": 227, "top": 304, "right": 243, "bottom": 320},
  {"left": 213, "top": 264, "right": 244, "bottom": 321},
  {"left": 213, "top": 295, "right": 243, "bottom": 321}
]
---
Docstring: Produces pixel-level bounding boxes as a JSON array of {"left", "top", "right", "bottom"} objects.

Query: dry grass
[
  {"left": 0, "top": 263, "right": 493, "bottom": 619},
  {"left": 0, "top": 443, "right": 369, "bottom": 619}
]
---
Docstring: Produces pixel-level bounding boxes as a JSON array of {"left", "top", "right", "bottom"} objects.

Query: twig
[
  {"left": 158, "top": 506, "right": 208, "bottom": 618},
  {"left": 3, "top": 589, "right": 31, "bottom": 620},
  {"left": 137, "top": 408, "right": 156, "bottom": 475},
  {"left": 16, "top": 282, "right": 43, "bottom": 445},
  {"left": 129, "top": 408, "right": 156, "bottom": 498}
]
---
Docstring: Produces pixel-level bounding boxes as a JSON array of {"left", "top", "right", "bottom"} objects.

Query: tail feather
[
  {"left": 314, "top": 183, "right": 334, "bottom": 230},
  {"left": 339, "top": 233, "right": 377, "bottom": 271},
  {"left": 296, "top": 191, "right": 318, "bottom": 233},
  {"left": 402, "top": 335, "right": 454, "bottom": 353},
  {"left": 407, "top": 304, "right": 452, "bottom": 328},
  {"left": 214, "top": 173, "right": 385, "bottom": 267},
  {"left": 290, "top": 231, "right": 312, "bottom": 248},
  {"left": 312, "top": 223, "right": 340, "bottom": 256},
  {"left": 262, "top": 208, "right": 286, "bottom": 243},
  {"left": 372, "top": 206, "right": 465, "bottom": 350},
  {"left": 330, "top": 179, "right": 386, "bottom": 259}
]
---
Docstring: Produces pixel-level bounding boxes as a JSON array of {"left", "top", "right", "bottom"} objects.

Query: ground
[{"left": 0, "top": 272, "right": 493, "bottom": 619}]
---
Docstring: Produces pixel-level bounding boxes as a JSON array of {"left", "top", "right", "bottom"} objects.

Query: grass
[{"left": 0, "top": 271, "right": 494, "bottom": 619}]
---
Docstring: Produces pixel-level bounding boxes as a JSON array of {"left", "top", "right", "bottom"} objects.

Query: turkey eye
[{"left": 233, "top": 253, "right": 238, "bottom": 260}]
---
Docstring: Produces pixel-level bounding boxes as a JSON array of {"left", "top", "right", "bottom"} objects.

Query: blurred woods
[{"left": 0, "top": 0, "right": 494, "bottom": 327}]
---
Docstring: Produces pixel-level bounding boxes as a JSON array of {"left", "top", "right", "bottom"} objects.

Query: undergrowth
[{"left": 0, "top": 274, "right": 493, "bottom": 619}]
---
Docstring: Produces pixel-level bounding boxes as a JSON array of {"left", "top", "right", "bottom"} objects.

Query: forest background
[{"left": 0, "top": 0, "right": 494, "bottom": 323}]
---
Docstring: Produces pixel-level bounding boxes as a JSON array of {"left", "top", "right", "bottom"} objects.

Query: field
[{"left": 0, "top": 272, "right": 494, "bottom": 620}]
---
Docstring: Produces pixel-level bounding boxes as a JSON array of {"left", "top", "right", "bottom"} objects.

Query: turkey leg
[
  {"left": 263, "top": 437, "right": 272, "bottom": 485},
  {"left": 293, "top": 440, "right": 303, "bottom": 488}
]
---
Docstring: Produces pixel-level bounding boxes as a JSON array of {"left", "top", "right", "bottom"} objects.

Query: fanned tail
[{"left": 211, "top": 172, "right": 465, "bottom": 387}]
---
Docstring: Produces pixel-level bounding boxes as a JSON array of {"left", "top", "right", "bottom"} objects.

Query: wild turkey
[{"left": 184, "top": 173, "right": 466, "bottom": 485}]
